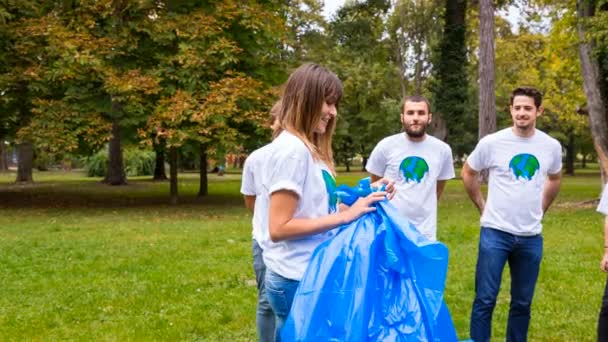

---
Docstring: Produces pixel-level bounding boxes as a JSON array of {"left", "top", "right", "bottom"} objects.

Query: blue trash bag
[{"left": 281, "top": 178, "right": 458, "bottom": 341}]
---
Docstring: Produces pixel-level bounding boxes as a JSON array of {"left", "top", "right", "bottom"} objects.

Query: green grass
[{"left": 0, "top": 170, "right": 605, "bottom": 340}]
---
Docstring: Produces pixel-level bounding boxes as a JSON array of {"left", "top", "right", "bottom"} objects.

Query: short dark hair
[
  {"left": 401, "top": 95, "right": 431, "bottom": 113},
  {"left": 510, "top": 87, "right": 542, "bottom": 108}
]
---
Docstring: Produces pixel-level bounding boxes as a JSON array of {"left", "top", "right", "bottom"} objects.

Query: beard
[{"left": 404, "top": 122, "right": 427, "bottom": 138}]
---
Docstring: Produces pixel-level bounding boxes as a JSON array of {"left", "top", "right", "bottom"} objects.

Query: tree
[
  {"left": 11, "top": 1, "right": 162, "bottom": 186},
  {"left": 0, "top": 0, "right": 54, "bottom": 182},
  {"left": 478, "top": 0, "right": 497, "bottom": 141},
  {"left": 432, "top": 0, "right": 472, "bottom": 156},
  {"left": 577, "top": 0, "right": 608, "bottom": 179},
  {"left": 138, "top": 0, "right": 283, "bottom": 202},
  {"left": 327, "top": 0, "right": 402, "bottom": 170},
  {"left": 389, "top": 0, "right": 442, "bottom": 97}
]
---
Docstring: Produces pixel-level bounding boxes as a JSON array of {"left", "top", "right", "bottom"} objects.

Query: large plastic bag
[{"left": 281, "top": 178, "right": 458, "bottom": 341}]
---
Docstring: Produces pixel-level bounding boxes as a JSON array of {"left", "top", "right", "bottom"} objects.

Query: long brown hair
[{"left": 276, "top": 63, "right": 343, "bottom": 172}]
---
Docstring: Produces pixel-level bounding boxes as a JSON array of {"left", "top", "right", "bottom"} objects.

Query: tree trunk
[
  {"left": 478, "top": 0, "right": 496, "bottom": 184},
  {"left": 104, "top": 119, "right": 126, "bottom": 185},
  {"left": 198, "top": 144, "right": 208, "bottom": 197},
  {"left": 565, "top": 132, "right": 575, "bottom": 176},
  {"left": 434, "top": 0, "right": 468, "bottom": 156},
  {"left": 396, "top": 2, "right": 408, "bottom": 99},
  {"left": 582, "top": 153, "right": 587, "bottom": 168},
  {"left": 15, "top": 84, "right": 34, "bottom": 182},
  {"left": 238, "top": 154, "right": 245, "bottom": 169},
  {"left": 16, "top": 141, "right": 33, "bottom": 182},
  {"left": 361, "top": 156, "right": 368, "bottom": 171},
  {"left": 346, "top": 163, "right": 350, "bottom": 172},
  {"left": 478, "top": 0, "right": 497, "bottom": 140},
  {"left": 153, "top": 139, "right": 167, "bottom": 181},
  {"left": 0, "top": 138, "right": 7, "bottom": 172},
  {"left": 577, "top": 0, "right": 608, "bottom": 179},
  {"left": 169, "top": 146, "right": 178, "bottom": 204}
]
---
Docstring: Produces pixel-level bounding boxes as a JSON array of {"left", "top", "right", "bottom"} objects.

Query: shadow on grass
[{"left": 0, "top": 178, "right": 243, "bottom": 209}]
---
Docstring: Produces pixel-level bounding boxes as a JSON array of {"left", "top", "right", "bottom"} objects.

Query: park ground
[{"left": 0, "top": 169, "right": 605, "bottom": 341}]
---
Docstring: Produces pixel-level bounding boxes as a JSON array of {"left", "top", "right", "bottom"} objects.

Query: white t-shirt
[
  {"left": 597, "top": 187, "right": 608, "bottom": 216},
  {"left": 366, "top": 133, "right": 455, "bottom": 240},
  {"left": 467, "top": 128, "right": 562, "bottom": 236},
  {"left": 259, "top": 131, "right": 337, "bottom": 281},
  {"left": 240, "top": 144, "right": 272, "bottom": 246}
]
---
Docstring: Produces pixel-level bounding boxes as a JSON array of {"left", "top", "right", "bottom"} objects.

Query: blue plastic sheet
[{"left": 281, "top": 178, "right": 458, "bottom": 341}]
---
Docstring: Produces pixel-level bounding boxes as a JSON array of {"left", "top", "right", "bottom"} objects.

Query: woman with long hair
[{"left": 259, "top": 63, "right": 394, "bottom": 341}]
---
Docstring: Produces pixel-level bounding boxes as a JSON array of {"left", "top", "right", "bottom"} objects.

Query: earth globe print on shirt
[
  {"left": 509, "top": 153, "right": 540, "bottom": 181},
  {"left": 399, "top": 156, "right": 429, "bottom": 184}
]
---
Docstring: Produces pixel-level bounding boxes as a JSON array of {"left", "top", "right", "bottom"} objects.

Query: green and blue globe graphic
[
  {"left": 509, "top": 153, "right": 540, "bottom": 181},
  {"left": 322, "top": 170, "right": 338, "bottom": 212},
  {"left": 399, "top": 156, "right": 429, "bottom": 183}
]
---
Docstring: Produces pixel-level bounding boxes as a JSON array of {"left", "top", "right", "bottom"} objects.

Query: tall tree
[
  {"left": 478, "top": 0, "right": 497, "bottom": 141},
  {"left": 0, "top": 1, "right": 53, "bottom": 182},
  {"left": 140, "top": 0, "right": 283, "bottom": 201},
  {"left": 389, "top": 0, "right": 441, "bottom": 97},
  {"left": 432, "top": 0, "right": 471, "bottom": 154},
  {"left": 577, "top": 0, "right": 608, "bottom": 179},
  {"left": 14, "top": 1, "right": 161, "bottom": 185},
  {"left": 328, "top": 0, "right": 402, "bottom": 170}
]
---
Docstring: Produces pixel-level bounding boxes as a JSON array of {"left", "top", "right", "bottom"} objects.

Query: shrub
[{"left": 85, "top": 147, "right": 155, "bottom": 177}]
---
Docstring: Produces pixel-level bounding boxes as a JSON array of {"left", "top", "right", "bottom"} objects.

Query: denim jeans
[
  {"left": 252, "top": 239, "right": 275, "bottom": 342},
  {"left": 264, "top": 269, "right": 300, "bottom": 342},
  {"left": 598, "top": 276, "right": 608, "bottom": 341},
  {"left": 470, "top": 227, "right": 543, "bottom": 342}
]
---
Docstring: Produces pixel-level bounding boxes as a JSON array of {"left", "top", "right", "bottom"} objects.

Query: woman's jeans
[
  {"left": 470, "top": 227, "right": 543, "bottom": 342},
  {"left": 252, "top": 240, "right": 275, "bottom": 342},
  {"left": 264, "top": 269, "right": 300, "bottom": 342}
]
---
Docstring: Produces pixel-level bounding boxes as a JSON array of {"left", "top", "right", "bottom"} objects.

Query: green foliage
[
  {"left": 85, "top": 147, "right": 155, "bottom": 177},
  {"left": 324, "top": 1, "right": 403, "bottom": 163},
  {"left": 432, "top": 0, "right": 475, "bottom": 157}
]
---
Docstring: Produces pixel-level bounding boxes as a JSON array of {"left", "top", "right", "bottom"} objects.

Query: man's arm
[
  {"left": 370, "top": 174, "right": 382, "bottom": 183},
  {"left": 243, "top": 195, "right": 256, "bottom": 212},
  {"left": 437, "top": 180, "right": 447, "bottom": 200},
  {"left": 461, "top": 162, "right": 485, "bottom": 214},
  {"left": 542, "top": 172, "right": 561, "bottom": 213}
]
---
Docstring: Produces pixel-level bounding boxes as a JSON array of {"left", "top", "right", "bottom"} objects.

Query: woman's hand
[
  {"left": 371, "top": 178, "right": 396, "bottom": 200},
  {"left": 340, "top": 191, "right": 387, "bottom": 223},
  {"left": 601, "top": 252, "right": 608, "bottom": 272}
]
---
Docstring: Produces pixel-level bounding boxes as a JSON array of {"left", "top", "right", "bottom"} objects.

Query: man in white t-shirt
[
  {"left": 366, "top": 95, "right": 455, "bottom": 241},
  {"left": 240, "top": 102, "right": 280, "bottom": 342},
  {"left": 596, "top": 187, "right": 608, "bottom": 340},
  {"left": 462, "top": 87, "right": 562, "bottom": 342}
]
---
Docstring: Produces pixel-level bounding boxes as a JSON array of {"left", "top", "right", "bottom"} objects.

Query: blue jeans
[
  {"left": 253, "top": 240, "right": 275, "bottom": 342},
  {"left": 264, "top": 269, "right": 300, "bottom": 342},
  {"left": 470, "top": 227, "right": 543, "bottom": 342}
]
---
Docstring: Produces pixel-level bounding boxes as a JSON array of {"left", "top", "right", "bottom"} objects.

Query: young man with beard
[
  {"left": 366, "top": 95, "right": 455, "bottom": 241},
  {"left": 462, "top": 87, "right": 562, "bottom": 342}
]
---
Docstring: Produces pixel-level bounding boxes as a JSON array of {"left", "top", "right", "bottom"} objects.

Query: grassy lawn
[{"left": 0, "top": 169, "right": 605, "bottom": 341}]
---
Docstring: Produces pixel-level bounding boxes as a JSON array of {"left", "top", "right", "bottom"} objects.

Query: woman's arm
[{"left": 268, "top": 190, "right": 387, "bottom": 242}]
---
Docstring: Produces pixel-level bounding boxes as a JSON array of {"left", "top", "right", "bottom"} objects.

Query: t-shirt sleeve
[
  {"left": 366, "top": 140, "right": 387, "bottom": 177},
  {"left": 267, "top": 149, "right": 308, "bottom": 199},
  {"left": 598, "top": 187, "right": 608, "bottom": 216},
  {"left": 438, "top": 144, "right": 456, "bottom": 180},
  {"left": 466, "top": 138, "right": 489, "bottom": 172},
  {"left": 547, "top": 140, "right": 563, "bottom": 175},
  {"left": 240, "top": 155, "right": 257, "bottom": 196}
]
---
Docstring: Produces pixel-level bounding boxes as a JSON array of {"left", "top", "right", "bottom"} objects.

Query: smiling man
[
  {"left": 366, "top": 95, "right": 455, "bottom": 241},
  {"left": 462, "top": 87, "right": 562, "bottom": 342}
]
